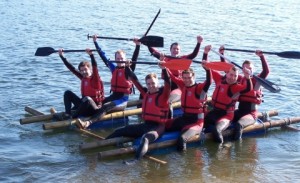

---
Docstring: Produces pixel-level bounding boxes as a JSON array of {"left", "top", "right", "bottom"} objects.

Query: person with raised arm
[
  {"left": 54, "top": 48, "right": 104, "bottom": 121},
  {"left": 75, "top": 35, "right": 140, "bottom": 129},
  {"left": 165, "top": 45, "right": 212, "bottom": 151},
  {"left": 106, "top": 57, "right": 171, "bottom": 163},
  {"left": 148, "top": 35, "right": 203, "bottom": 103},
  {"left": 204, "top": 58, "right": 253, "bottom": 144},
  {"left": 218, "top": 46, "right": 270, "bottom": 140},
  {"left": 233, "top": 51, "right": 269, "bottom": 140}
]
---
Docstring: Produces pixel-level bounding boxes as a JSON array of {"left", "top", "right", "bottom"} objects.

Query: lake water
[{"left": 1, "top": 0, "right": 300, "bottom": 182}]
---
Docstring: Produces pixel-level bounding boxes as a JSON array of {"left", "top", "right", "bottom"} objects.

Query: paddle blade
[
  {"left": 206, "top": 62, "right": 233, "bottom": 71},
  {"left": 253, "top": 75, "right": 281, "bottom": 93},
  {"left": 163, "top": 59, "right": 192, "bottom": 70},
  {"left": 225, "top": 48, "right": 300, "bottom": 59},
  {"left": 140, "top": 35, "right": 164, "bottom": 47},
  {"left": 35, "top": 47, "right": 56, "bottom": 56},
  {"left": 276, "top": 51, "right": 300, "bottom": 59}
]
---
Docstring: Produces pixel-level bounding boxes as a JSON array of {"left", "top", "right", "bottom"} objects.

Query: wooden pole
[
  {"left": 20, "top": 100, "right": 180, "bottom": 125},
  {"left": 79, "top": 137, "right": 134, "bottom": 150},
  {"left": 20, "top": 99, "right": 143, "bottom": 124},
  {"left": 20, "top": 112, "right": 64, "bottom": 124},
  {"left": 79, "top": 110, "right": 278, "bottom": 150},
  {"left": 74, "top": 129, "right": 105, "bottom": 139},
  {"left": 49, "top": 107, "right": 107, "bottom": 140},
  {"left": 127, "top": 100, "right": 142, "bottom": 107},
  {"left": 42, "top": 101, "right": 181, "bottom": 130},
  {"left": 74, "top": 116, "right": 167, "bottom": 165},
  {"left": 24, "top": 106, "right": 45, "bottom": 116},
  {"left": 98, "top": 116, "right": 300, "bottom": 159},
  {"left": 144, "top": 155, "right": 167, "bottom": 165}
]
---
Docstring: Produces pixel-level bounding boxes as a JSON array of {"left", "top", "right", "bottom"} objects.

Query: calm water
[{"left": 1, "top": 0, "right": 300, "bottom": 182}]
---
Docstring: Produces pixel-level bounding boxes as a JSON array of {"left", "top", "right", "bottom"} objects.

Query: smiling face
[
  {"left": 145, "top": 73, "right": 159, "bottom": 94},
  {"left": 115, "top": 50, "right": 126, "bottom": 67},
  {"left": 170, "top": 43, "right": 180, "bottom": 57},
  {"left": 226, "top": 66, "right": 239, "bottom": 84},
  {"left": 182, "top": 69, "right": 195, "bottom": 87},
  {"left": 78, "top": 61, "right": 92, "bottom": 78}
]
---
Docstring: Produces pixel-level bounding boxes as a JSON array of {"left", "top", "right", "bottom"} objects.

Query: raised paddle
[
  {"left": 143, "top": 8, "right": 161, "bottom": 36},
  {"left": 165, "top": 56, "right": 233, "bottom": 71},
  {"left": 87, "top": 35, "right": 164, "bottom": 47},
  {"left": 192, "top": 60, "right": 233, "bottom": 71},
  {"left": 211, "top": 49, "right": 281, "bottom": 93},
  {"left": 224, "top": 48, "right": 300, "bottom": 59},
  {"left": 109, "top": 58, "right": 192, "bottom": 70},
  {"left": 34, "top": 47, "right": 97, "bottom": 57},
  {"left": 86, "top": 9, "right": 162, "bottom": 47}
]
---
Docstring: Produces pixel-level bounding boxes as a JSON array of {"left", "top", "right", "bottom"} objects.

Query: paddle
[
  {"left": 35, "top": 47, "right": 97, "bottom": 57},
  {"left": 144, "top": 8, "right": 161, "bottom": 36},
  {"left": 110, "top": 58, "right": 192, "bottom": 70},
  {"left": 165, "top": 56, "right": 233, "bottom": 71},
  {"left": 87, "top": 35, "right": 164, "bottom": 47},
  {"left": 211, "top": 49, "right": 281, "bottom": 93},
  {"left": 193, "top": 60, "right": 233, "bottom": 71},
  {"left": 224, "top": 48, "right": 300, "bottom": 59},
  {"left": 86, "top": 9, "right": 162, "bottom": 47}
]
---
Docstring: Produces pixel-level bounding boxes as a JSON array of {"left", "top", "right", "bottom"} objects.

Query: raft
[
  {"left": 97, "top": 114, "right": 300, "bottom": 160},
  {"left": 21, "top": 101, "right": 182, "bottom": 130},
  {"left": 23, "top": 105, "right": 300, "bottom": 162},
  {"left": 20, "top": 99, "right": 144, "bottom": 124},
  {"left": 79, "top": 110, "right": 277, "bottom": 150}
]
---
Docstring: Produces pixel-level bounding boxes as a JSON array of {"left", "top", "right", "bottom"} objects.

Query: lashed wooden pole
[
  {"left": 42, "top": 102, "right": 181, "bottom": 130},
  {"left": 20, "top": 99, "right": 143, "bottom": 124},
  {"left": 80, "top": 110, "right": 278, "bottom": 150},
  {"left": 98, "top": 116, "right": 300, "bottom": 160}
]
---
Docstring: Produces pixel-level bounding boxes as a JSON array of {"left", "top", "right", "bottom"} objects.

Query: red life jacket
[
  {"left": 239, "top": 78, "right": 263, "bottom": 104},
  {"left": 110, "top": 67, "right": 133, "bottom": 94},
  {"left": 142, "top": 92, "right": 169, "bottom": 123},
  {"left": 81, "top": 77, "right": 104, "bottom": 105},
  {"left": 181, "top": 84, "right": 206, "bottom": 114},
  {"left": 211, "top": 80, "right": 239, "bottom": 112}
]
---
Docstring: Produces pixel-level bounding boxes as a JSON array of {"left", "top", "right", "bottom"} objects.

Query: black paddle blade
[
  {"left": 276, "top": 51, "right": 300, "bottom": 59},
  {"left": 35, "top": 47, "right": 56, "bottom": 56},
  {"left": 140, "top": 35, "right": 164, "bottom": 47},
  {"left": 254, "top": 75, "right": 281, "bottom": 93}
]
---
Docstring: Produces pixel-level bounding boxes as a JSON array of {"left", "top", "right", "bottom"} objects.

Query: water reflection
[
  {"left": 205, "top": 138, "right": 259, "bottom": 182},
  {"left": 125, "top": 138, "right": 260, "bottom": 182}
]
